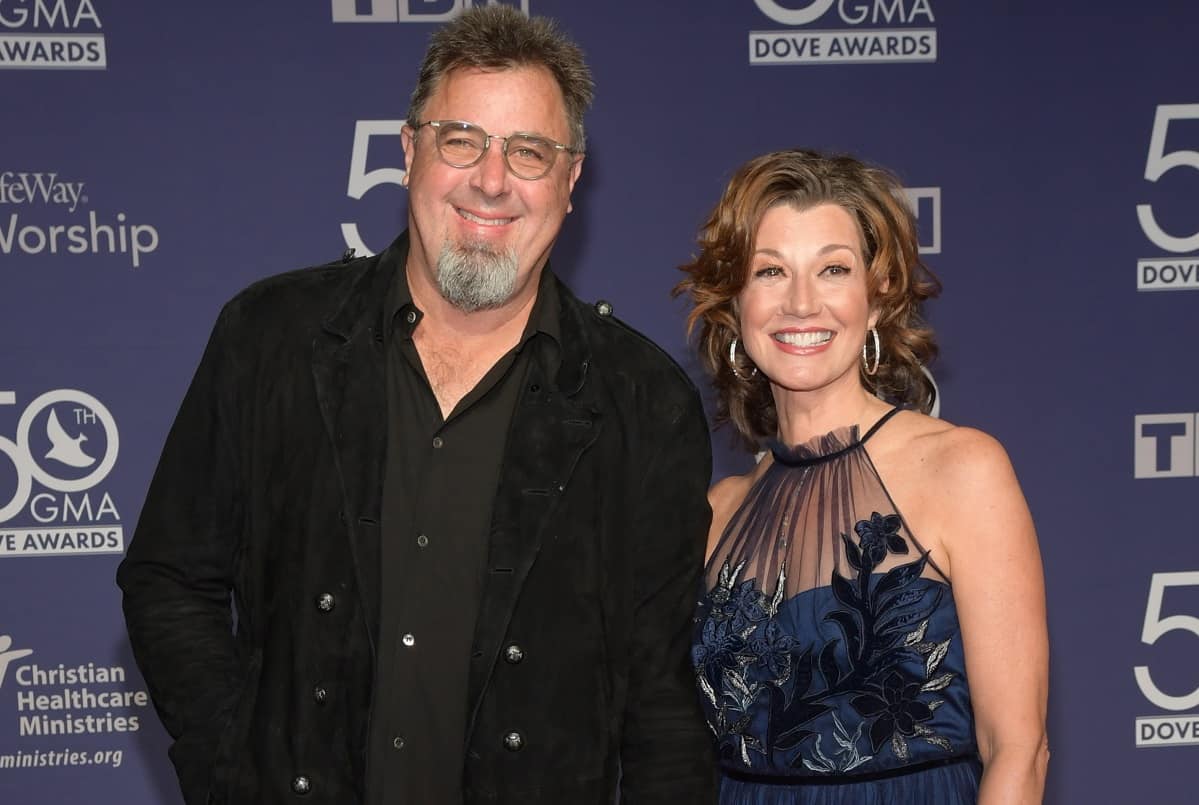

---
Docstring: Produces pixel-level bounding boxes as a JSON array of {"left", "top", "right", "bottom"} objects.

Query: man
[{"left": 117, "top": 7, "right": 715, "bottom": 805}]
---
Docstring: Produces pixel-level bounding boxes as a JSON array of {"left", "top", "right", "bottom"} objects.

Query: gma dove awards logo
[
  {"left": 0, "top": 389, "right": 123, "bottom": 558},
  {"left": 0, "top": 0, "right": 106, "bottom": 70},
  {"left": 750, "top": 0, "right": 936, "bottom": 65}
]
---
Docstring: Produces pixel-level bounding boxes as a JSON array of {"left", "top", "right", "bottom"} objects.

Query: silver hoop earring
[
  {"left": 862, "top": 327, "right": 881, "bottom": 376},
  {"left": 728, "top": 337, "right": 758, "bottom": 380}
]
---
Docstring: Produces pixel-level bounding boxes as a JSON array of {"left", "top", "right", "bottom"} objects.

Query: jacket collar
[{"left": 320, "top": 230, "right": 592, "bottom": 399}]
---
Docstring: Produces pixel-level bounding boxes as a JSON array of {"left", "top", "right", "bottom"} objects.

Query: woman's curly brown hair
[{"left": 675, "top": 149, "right": 941, "bottom": 450}]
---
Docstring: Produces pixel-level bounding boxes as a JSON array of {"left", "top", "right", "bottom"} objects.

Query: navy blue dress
[{"left": 692, "top": 409, "right": 981, "bottom": 803}]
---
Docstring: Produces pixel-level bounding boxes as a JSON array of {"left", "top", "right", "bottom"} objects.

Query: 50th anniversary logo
[{"left": 0, "top": 389, "right": 123, "bottom": 558}]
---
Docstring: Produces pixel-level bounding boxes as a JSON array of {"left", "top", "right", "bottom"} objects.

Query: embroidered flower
[
  {"left": 691, "top": 612, "right": 749, "bottom": 674},
  {"left": 706, "top": 580, "right": 768, "bottom": 633},
  {"left": 854, "top": 512, "right": 907, "bottom": 567},
  {"left": 850, "top": 670, "right": 934, "bottom": 753},
  {"left": 749, "top": 619, "right": 799, "bottom": 679}
]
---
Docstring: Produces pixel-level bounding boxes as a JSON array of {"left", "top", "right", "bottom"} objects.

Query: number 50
[
  {"left": 1136, "top": 104, "right": 1199, "bottom": 253},
  {"left": 340, "top": 120, "right": 408, "bottom": 258},
  {"left": 1134, "top": 571, "right": 1199, "bottom": 710}
]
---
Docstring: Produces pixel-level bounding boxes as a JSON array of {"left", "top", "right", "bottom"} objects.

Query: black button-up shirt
[{"left": 366, "top": 265, "right": 560, "bottom": 805}]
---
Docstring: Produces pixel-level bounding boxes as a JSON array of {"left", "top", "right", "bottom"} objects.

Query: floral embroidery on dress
[{"left": 693, "top": 511, "right": 958, "bottom": 773}]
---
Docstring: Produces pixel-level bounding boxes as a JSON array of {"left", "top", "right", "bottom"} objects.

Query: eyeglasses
[{"left": 413, "top": 120, "right": 579, "bottom": 181}]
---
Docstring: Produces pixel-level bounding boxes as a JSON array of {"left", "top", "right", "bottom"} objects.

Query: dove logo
[
  {"left": 0, "top": 389, "right": 123, "bottom": 557},
  {"left": 44, "top": 409, "right": 95, "bottom": 468}
]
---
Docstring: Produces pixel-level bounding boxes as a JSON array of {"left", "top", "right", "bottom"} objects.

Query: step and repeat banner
[{"left": 1, "top": 1, "right": 1196, "bottom": 802}]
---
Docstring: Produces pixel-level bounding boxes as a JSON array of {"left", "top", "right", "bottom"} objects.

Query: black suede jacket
[{"left": 117, "top": 233, "right": 717, "bottom": 805}]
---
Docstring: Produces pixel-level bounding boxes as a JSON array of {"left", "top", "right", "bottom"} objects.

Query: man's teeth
[
  {"left": 460, "top": 210, "right": 513, "bottom": 226},
  {"left": 774, "top": 331, "right": 832, "bottom": 346}
]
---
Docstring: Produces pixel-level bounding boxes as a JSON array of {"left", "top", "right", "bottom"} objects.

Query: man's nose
[{"left": 470, "top": 140, "right": 511, "bottom": 197}]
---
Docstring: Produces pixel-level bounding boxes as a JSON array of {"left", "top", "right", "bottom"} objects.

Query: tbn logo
[
  {"left": 1134, "top": 414, "right": 1199, "bottom": 479},
  {"left": 331, "top": 0, "right": 527, "bottom": 23}
]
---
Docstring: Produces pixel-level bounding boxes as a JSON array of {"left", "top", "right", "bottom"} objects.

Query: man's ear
[
  {"left": 566, "top": 155, "right": 584, "bottom": 213},
  {"left": 401, "top": 124, "right": 417, "bottom": 184}
]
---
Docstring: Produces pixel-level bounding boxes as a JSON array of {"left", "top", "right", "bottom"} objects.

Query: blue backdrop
[{"left": 2, "top": 1, "right": 1197, "bottom": 802}]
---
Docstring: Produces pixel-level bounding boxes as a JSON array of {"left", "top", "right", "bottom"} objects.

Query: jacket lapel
[
  {"left": 311, "top": 238, "right": 405, "bottom": 655},
  {"left": 465, "top": 286, "right": 601, "bottom": 736}
]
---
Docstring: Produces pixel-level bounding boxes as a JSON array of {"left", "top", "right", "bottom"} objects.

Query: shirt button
[
  {"left": 504, "top": 644, "right": 524, "bottom": 664},
  {"left": 503, "top": 731, "right": 524, "bottom": 752},
  {"left": 291, "top": 775, "right": 311, "bottom": 795},
  {"left": 402, "top": 633, "right": 416, "bottom": 647},
  {"left": 315, "top": 593, "right": 335, "bottom": 612},
  {"left": 405, "top": 310, "right": 417, "bottom": 325},
  {"left": 432, "top": 436, "right": 444, "bottom": 449},
  {"left": 393, "top": 736, "right": 405, "bottom": 750},
  {"left": 312, "top": 686, "right": 328, "bottom": 705},
  {"left": 416, "top": 534, "right": 429, "bottom": 548}
]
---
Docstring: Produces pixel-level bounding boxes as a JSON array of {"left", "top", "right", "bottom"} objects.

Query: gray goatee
[{"left": 435, "top": 240, "right": 519, "bottom": 313}]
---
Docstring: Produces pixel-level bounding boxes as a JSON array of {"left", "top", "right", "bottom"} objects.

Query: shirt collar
[{"left": 387, "top": 257, "right": 562, "bottom": 352}]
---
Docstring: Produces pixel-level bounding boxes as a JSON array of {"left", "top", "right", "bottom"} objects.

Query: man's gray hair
[{"left": 406, "top": 6, "right": 594, "bottom": 153}]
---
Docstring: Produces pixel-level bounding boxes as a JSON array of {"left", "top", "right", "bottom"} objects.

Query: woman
[{"left": 678, "top": 150, "right": 1048, "bottom": 803}]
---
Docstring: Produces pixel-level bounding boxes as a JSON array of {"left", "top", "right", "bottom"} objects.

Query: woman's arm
[{"left": 933, "top": 427, "right": 1050, "bottom": 804}]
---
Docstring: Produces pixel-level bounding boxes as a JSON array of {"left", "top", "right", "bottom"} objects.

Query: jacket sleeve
[
  {"left": 116, "top": 306, "right": 247, "bottom": 805},
  {"left": 619, "top": 383, "right": 718, "bottom": 803}
]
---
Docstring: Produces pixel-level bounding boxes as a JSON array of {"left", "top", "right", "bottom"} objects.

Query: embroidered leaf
[
  {"left": 925, "top": 638, "right": 951, "bottom": 676},
  {"left": 844, "top": 752, "right": 874, "bottom": 771},
  {"left": 789, "top": 648, "right": 814, "bottom": 700},
  {"left": 922, "top": 673, "right": 955, "bottom": 692},
  {"left": 775, "top": 725, "right": 817, "bottom": 752},
  {"left": 823, "top": 610, "right": 863, "bottom": 662},
  {"left": 831, "top": 570, "right": 859, "bottom": 608},
  {"left": 811, "top": 734, "right": 835, "bottom": 769},
  {"left": 882, "top": 586, "right": 928, "bottom": 613},
  {"left": 830, "top": 711, "right": 854, "bottom": 749},
  {"left": 697, "top": 670, "right": 717, "bottom": 707},
  {"left": 725, "top": 668, "right": 753, "bottom": 701},
  {"left": 841, "top": 533, "right": 863, "bottom": 572},
  {"left": 877, "top": 586, "right": 944, "bottom": 635},
  {"left": 902, "top": 619, "right": 929, "bottom": 647},
  {"left": 912, "top": 723, "right": 954, "bottom": 751},
  {"left": 923, "top": 733, "right": 953, "bottom": 751},
  {"left": 769, "top": 563, "right": 787, "bottom": 616},
  {"left": 891, "top": 733, "right": 910, "bottom": 761},
  {"left": 868, "top": 715, "right": 892, "bottom": 753},
  {"left": 873, "top": 554, "right": 928, "bottom": 598},
  {"left": 818, "top": 640, "right": 842, "bottom": 689},
  {"left": 928, "top": 699, "right": 945, "bottom": 711}
]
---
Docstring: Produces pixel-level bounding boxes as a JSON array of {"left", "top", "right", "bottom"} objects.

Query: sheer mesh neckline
[{"left": 767, "top": 407, "right": 901, "bottom": 467}]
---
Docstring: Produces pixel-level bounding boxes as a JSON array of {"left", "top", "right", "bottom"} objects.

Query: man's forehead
[{"left": 424, "top": 65, "right": 570, "bottom": 134}]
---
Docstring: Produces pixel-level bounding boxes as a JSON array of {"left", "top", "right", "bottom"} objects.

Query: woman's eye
[
  {"left": 754, "top": 265, "right": 783, "bottom": 278},
  {"left": 823, "top": 264, "right": 850, "bottom": 276}
]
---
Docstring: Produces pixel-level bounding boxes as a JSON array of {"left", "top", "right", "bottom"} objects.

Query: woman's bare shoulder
[{"left": 708, "top": 469, "right": 756, "bottom": 522}]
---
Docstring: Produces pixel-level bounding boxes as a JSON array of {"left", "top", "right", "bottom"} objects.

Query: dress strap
[{"left": 859, "top": 405, "right": 902, "bottom": 445}]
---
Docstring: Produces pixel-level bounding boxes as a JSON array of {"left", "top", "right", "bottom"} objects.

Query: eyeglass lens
[{"left": 433, "top": 122, "right": 558, "bottom": 179}]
